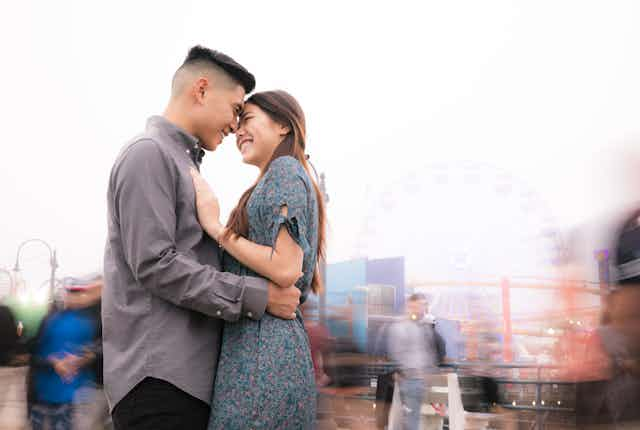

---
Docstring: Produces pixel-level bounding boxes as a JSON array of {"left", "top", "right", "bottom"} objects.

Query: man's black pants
[{"left": 112, "top": 377, "right": 210, "bottom": 430}]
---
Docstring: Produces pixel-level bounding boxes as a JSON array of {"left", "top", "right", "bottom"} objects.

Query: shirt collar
[{"left": 146, "top": 116, "right": 206, "bottom": 166}]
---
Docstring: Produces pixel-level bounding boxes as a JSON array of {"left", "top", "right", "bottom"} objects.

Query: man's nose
[{"left": 229, "top": 118, "right": 239, "bottom": 133}]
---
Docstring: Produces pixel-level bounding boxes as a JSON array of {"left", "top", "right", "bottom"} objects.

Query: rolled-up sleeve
[
  {"left": 259, "top": 156, "right": 311, "bottom": 257},
  {"left": 111, "top": 139, "right": 267, "bottom": 321}
]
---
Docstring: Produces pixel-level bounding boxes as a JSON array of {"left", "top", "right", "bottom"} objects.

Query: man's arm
[
  {"left": 112, "top": 139, "right": 269, "bottom": 321},
  {"left": 433, "top": 326, "right": 447, "bottom": 363}
]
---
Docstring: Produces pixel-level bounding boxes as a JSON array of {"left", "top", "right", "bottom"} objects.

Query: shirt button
[
  {"left": 247, "top": 312, "right": 253, "bottom": 318},
  {"left": 216, "top": 310, "right": 222, "bottom": 316}
]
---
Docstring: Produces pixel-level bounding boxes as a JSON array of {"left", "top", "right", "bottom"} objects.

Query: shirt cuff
[{"left": 241, "top": 276, "right": 269, "bottom": 320}]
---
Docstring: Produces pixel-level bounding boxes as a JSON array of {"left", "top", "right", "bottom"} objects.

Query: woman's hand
[{"left": 190, "top": 168, "right": 224, "bottom": 240}]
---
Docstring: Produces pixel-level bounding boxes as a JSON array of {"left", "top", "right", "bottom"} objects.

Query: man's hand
[
  {"left": 51, "top": 354, "right": 79, "bottom": 383},
  {"left": 66, "top": 348, "right": 96, "bottom": 370},
  {"left": 266, "top": 282, "right": 301, "bottom": 320}
]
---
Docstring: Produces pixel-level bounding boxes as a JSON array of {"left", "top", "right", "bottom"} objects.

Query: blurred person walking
[
  {"left": 302, "top": 303, "right": 332, "bottom": 388},
  {"left": 63, "top": 274, "right": 110, "bottom": 430},
  {"left": 587, "top": 211, "right": 640, "bottom": 429},
  {"left": 567, "top": 209, "right": 640, "bottom": 429},
  {"left": 0, "top": 302, "right": 19, "bottom": 366},
  {"left": 387, "top": 294, "right": 445, "bottom": 430},
  {"left": 26, "top": 281, "right": 101, "bottom": 430},
  {"left": 0, "top": 302, "right": 24, "bottom": 429}
]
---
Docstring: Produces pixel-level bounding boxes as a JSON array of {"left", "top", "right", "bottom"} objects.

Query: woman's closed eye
[{"left": 239, "top": 113, "right": 254, "bottom": 126}]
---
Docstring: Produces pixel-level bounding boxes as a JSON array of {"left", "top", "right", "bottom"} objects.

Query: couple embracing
[{"left": 102, "top": 45, "right": 325, "bottom": 430}]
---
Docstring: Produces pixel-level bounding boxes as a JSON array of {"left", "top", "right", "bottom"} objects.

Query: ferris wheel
[{"left": 355, "top": 161, "right": 564, "bottom": 288}]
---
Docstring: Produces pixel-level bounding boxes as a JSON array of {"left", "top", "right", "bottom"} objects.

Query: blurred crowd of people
[
  {"left": 2, "top": 210, "right": 640, "bottom": 430},
  {"left": 1, "top": 275, "right": 109, "bottom": 430},
  {"left": 304, "top": 208, "right": 640, "bottom": 430}
]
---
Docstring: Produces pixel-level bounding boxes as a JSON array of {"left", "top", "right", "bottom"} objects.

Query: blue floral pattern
[{"left": 208, "top": 156, "right": 319, "bottom": 430}]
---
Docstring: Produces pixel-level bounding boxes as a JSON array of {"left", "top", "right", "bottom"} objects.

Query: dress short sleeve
[{"left": 259, "top": 156, "right": 311, "bottom": 256}]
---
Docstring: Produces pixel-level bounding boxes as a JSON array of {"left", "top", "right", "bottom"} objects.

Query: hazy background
[{"left": 2, "top": 0, "right": 640, "bottom": 289}]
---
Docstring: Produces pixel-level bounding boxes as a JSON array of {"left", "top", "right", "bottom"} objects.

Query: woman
[{"left": 190, "top": 90, "right": 325, "bottom": 429}]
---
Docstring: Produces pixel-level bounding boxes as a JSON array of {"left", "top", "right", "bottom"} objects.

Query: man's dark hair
[
  {"left": 614, "top": 208, "right": 640, "bottom": 286},
  {"left": 181, "top": 45, "right": 255, "bottom": 93},
  {"left": 408, "top": 293, "right": 427, "bottom": 302}
]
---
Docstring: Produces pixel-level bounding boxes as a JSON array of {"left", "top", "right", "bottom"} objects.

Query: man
[
  {"left": 102, "top": 46, "right": 301, "bottom": 430},
  {"left": 61, "top": 274, "right": 108, "bottom": 430},
  {"left": 0, "top": 302, "right": 19, "bottom": 366},
  {"left": 580, "top": 210, "right": 640, "bottom": 428},
  {"left": 27, "top": 282, "right": 101, "bottom": 430},
  {"left": 387, "top": 294, "right": 444, "bottom": 430}
]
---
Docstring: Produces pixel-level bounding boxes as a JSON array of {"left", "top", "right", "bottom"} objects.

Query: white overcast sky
[{"left": 2, "top": 1, "right": 640, "bottom": 288}]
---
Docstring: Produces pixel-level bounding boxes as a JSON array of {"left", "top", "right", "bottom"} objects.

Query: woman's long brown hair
[{"left": 224, "top": 90, "right": 326, "bottom": 294}]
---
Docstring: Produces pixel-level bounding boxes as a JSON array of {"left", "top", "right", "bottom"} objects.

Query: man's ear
[{"left": 193, "top": 77, "right": 210, "bottom": 105}]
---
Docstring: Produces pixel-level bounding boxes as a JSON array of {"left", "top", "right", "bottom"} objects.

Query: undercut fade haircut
[{"left": 171, "top": 45, "right": 255, "bottom": 97}]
